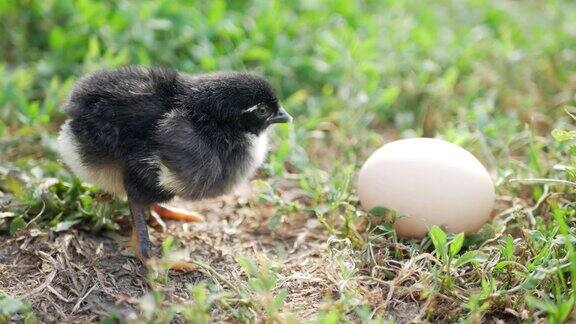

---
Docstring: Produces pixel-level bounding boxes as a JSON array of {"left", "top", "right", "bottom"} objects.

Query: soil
[{"left": 1, "top": 182, "right": 402, "bottom": 323}]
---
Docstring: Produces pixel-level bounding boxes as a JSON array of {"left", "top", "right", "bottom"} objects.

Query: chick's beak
[{"left": 268, "top": 106, "right": 292, "bottom": 124}]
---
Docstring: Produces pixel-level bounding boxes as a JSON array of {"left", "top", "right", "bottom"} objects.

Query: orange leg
[{"left": 151, "top": 203, "right": 204, "bottom": 222}]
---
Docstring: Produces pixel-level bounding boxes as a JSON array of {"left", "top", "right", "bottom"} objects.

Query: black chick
[{"left": 57, "top": 66, "right": 291, "bottom": 265}]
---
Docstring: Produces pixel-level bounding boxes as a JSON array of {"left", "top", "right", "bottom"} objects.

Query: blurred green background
[
  {"left": 3, "top": 0, "right": 574, "bottom": 136},
  {"left": 1, "top": 0, "right": 576, "bottom": 321}
]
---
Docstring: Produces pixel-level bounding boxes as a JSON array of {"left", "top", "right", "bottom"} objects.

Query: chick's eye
[{"left": 255, "top": 104, "right": 269, "bottom": 117}]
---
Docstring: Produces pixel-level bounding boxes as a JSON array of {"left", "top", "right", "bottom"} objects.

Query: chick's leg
[
  {"left": 128, "top": 201, "right": 197, "bottom": 271},
  {"left": 151, "top": 203, "right": 204, "bottom": 222},
  {"left": 128, "top": 200, "right": 152, "bottom": 261},
  {"left": 123, "top": 158, "right": 197, "bottom": 272},
  {"left": 125, "top": 200, "right": 196, "bottom": 272}
]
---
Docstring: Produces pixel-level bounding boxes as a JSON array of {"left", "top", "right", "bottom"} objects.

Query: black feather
[{"left": 62, "top": 66, "right": 284, "bottom": 204}]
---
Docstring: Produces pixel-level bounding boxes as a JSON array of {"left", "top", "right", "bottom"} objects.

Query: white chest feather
[{"left": 247, "top": 132, "right": 269, "bottom": 173}]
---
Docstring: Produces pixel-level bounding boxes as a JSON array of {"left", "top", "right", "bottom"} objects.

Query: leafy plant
[{"left": 0, "top": 293, "right": 36, "bottom": 324}]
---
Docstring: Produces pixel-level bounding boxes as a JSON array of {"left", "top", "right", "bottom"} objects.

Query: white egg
[{"left": 358, "top": 138, "right": 495, "bottom": 238}]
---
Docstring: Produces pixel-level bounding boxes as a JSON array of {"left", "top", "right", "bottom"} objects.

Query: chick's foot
[{"left": 151, "top": 203, "right": 204, "bottom": 222}]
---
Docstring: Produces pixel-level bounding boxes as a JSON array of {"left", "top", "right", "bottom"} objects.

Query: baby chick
[{"left": 57, "top": 66, "right": 291, "bottom": 266}]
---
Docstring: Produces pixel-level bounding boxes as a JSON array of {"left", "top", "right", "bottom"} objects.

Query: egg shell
[{"left": 358, "top": 138, "right": 495, "bottom": 238}]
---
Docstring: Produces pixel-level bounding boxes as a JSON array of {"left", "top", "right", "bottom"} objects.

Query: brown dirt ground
[
  {"left": 1, "top": 178, "right": 515, "bottom": 323},
  {"left": 1, "top": 181, "right": 415, "bottom": 323}
]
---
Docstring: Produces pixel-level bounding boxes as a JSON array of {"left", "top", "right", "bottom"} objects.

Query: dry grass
[
  {"left": 0, "top": 178, "right": 525, "bottom": 323},
  {"left": 1, "top": 182, "right": 334, "bottom": 322}
]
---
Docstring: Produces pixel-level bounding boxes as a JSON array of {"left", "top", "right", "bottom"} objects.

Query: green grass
[{"left": 1, "top": 0, "right": 576, "bottom": 322}]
